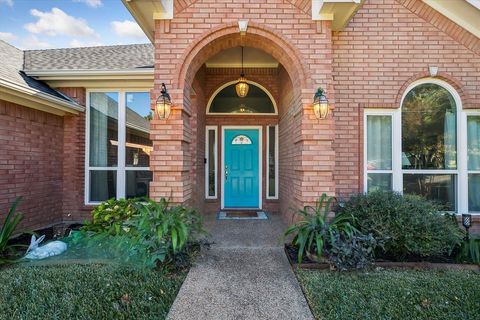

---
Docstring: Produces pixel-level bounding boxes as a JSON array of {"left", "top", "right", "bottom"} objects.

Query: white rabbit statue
[{"left": 25, "top": 235, "right": 67, "bottom": 260}]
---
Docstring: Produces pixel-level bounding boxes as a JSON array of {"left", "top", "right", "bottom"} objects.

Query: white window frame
[
  {"left": 266, "top": 124, "right": 279, "bottom": 199},
  {"left": 363, "top": 110, "right": 396, "bottom": 193},
  {"left": 364, "top": 78, "right": 474, "bottom": 214},
  {"left": 465, "top": 110, "right": 480, "bottom": 214},
  {"left": 206, "top": 80, "right": 278, "bottom": 115},
  {"left": 85, "top": 89, "right": 151, "bottom": 205},
  {"left": 205, "top": 125, "right": 218, "bottom": 199}
]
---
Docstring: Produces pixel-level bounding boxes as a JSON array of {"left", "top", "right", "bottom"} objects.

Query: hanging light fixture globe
[{"left": 235, "top": 46, "right": 249, "bottom": 98}]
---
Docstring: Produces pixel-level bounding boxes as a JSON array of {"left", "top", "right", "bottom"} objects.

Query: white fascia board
[
  {"left": 0, "top": 78, "right": 84, "bottom": 113},
  {"left": 26, "top": 69, "right": 154, "bottom": 78}
]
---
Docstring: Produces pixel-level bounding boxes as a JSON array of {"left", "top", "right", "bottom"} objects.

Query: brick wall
[
  {"left": 0, "top": 100, "right": 64, "bottom": 232},
  {"left": 151, "top": 0, "right": 336, "bottom": 221},
  {"left": 333, "top": 0, "right": 480, "bottom": 199},
  {"left": 57, "top": 87, "right": 92, "bottom": 224}
]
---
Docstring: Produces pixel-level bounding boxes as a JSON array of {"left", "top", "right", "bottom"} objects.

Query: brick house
[{"left": 1, "top": 0, "right": 480, "bottom": 233}]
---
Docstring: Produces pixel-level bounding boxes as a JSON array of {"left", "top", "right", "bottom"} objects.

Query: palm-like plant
[
  {"left": 0, "top": 197, "right": 24, "bottom": 264},
  {"left": 284, "top": 193, "right": 356, "bottom": 263}
]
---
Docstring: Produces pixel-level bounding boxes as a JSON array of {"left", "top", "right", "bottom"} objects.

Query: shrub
[
  {"left": 339, "top": 191, "right": 464, "bottom": 259},
  {"left": 83, "top": 197, "right": 139, "bottom": 234},
  {"left": 284, "top": 193, "right": 356, "bottom": 263},
  {"left": 0, "top": 197, "right": 24, "bottom": 264},
  {"left": 71, "top": 198, "right": 204, "bottom": 269},
  {"left": 327, "top": 232, "right": 377, "bottom": 271},
  {"left": 457, "top": 238, "right": 480, "bottom": 265}
]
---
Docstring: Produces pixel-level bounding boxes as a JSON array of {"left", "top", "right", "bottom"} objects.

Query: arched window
[
  {"left": 207, "top": 81, "right": 277, "bottom": 114},
  {"left": 401, "top": 82, "right": 458, "bottom": 211},
  {"left": 364, "top": 78, "right": 480, "bottom": 214}
]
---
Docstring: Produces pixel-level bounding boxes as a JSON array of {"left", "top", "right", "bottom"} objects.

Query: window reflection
[
  {"left": 89, "top": 92, "right": 118, "bottom": 167},
  {"left": 403, "top": 174, "right": 456, "bottom": 211},
  {"left": 402, "top": 83, "right": 457, "bottom": 170},
  {"left": 126, "top": 92, "right": 152, "bottom": 167}
]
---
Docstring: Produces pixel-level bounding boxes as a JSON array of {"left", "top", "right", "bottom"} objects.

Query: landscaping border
[{"left": 284, "top": 245, "right": 480, "bottom": 271}]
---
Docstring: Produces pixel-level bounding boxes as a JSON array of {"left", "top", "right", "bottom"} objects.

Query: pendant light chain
[{"left": 235, "top": 46, "right": 249, "bottom": 98}]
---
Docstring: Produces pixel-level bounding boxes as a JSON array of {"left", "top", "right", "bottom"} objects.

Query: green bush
[
  {"left": 0, "top": 197, "right": 25, "bottom": 264},
  {"left": 284, "top": 193, "right": 356, "bottom": 263},
  {"left": 327, "top": 232, "right": 377, "bottom": 271},
  {"left": 457, "top": 237, "right": 480, "bottom": 264},
  {"left": 339, "top": 191, "right": 464, "bottom": 259},
  {"left": 83, "top": 197, "right": 139, "bottom": 234},
  {"left": 71, "top": 198, "right": 204, "bottom": 269}
]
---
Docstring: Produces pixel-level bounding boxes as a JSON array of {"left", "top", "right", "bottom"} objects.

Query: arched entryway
[{"left": 150, "top": 23, "right": 335, "bottom": 221}]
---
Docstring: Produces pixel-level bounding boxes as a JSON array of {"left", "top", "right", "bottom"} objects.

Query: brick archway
[{"left": 173, "top": 22, "right": 311, "bottom": 98}]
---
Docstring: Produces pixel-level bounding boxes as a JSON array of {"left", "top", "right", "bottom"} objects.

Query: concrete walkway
[{"left": 167, "top": 213, "right": 314, "bottom": 320}]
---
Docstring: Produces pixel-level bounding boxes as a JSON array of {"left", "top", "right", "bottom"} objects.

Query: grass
[
  {"left": 296, "top": 269, "right": 480, "bottom": 320},
  {"left": 0, "top": 263, "right": 187, "bottom": 320}
]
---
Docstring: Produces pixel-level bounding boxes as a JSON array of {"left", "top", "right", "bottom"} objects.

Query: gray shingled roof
[
  {"left": 24, "top": 43, "right": 154, "bottom": 71},
  {"left": 0, "top": 40, "right": 70, "bottom": 101}
]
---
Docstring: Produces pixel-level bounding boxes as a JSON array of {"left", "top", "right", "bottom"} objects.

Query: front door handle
[{"left": 225, "top": 165, "right": 228, "bottom": 181}]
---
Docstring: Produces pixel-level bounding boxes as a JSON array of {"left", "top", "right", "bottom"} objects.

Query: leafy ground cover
[
  {"left": 296, "top": 269, "right": 480, "bottom": 320},
  {"left": 0, "top": 263, "right": 186, "bottom": 320}
]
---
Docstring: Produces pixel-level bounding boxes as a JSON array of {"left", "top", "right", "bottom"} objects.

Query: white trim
[
  {"left": 85, "top": 89, "right": 151, "bottom": 205},
  {"left": 363, "top": 110, "right": 395, "bottom": 193},
  {"left": 206, "top": 80, "right": 278, "bottom": 116},
  {"left": 221, "top": 126, "right": 263, "bottom": 210},
  {"left": 363, "top": 79, "right": 480, "bottom": 213},
  {"left": 465, "top": 111, "right": 480, "bottom": 214},
  {"left": 266, "top": 125, "right": 279, "bottom": 199},
  {"left": 0, "top": 78, "right": 84, "bottom": 113},
  {"left": 205, "top": 126, "right": 218, "bottom": 199},
  {"left": 26, "top": 68, "right": 154, "bottom": 79}
]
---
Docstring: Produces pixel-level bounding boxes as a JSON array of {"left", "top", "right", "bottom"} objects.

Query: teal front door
[{"left": 223, "top": 128, "right": 260, "bottom": 208}]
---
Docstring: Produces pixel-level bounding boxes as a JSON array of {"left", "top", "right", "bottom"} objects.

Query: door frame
[{"left": 221, "top": 125, "right": 263, "bottom": 210}]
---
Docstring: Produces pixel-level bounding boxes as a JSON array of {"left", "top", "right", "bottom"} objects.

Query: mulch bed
[{"left": 285, "top": 244, "right": 480, "bottom": 271}]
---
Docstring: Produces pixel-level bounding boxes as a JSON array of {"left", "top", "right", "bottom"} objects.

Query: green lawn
[
  {"left": 0, "top": 263, "right": 186, "bottom": 320},
  {"left": 296, "top": 269, "right": 480, "bottom": 320}
]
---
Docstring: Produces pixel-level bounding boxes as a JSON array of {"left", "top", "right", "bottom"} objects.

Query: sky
[{"left": 0, "top": 0, "right": 149, "bottom": 50}]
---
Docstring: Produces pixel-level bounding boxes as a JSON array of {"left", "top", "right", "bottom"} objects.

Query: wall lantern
[
  {"left": 462, "top": 213, "right": 472, "bottom": 240},
  {"left": 313, "top": 88, "right": 329, "bottom": 119},
  {"left": 235, "top": 46, "right": 249, "bottom": 98},
  {"left": 155, "top": 83, "right": 172, "bottom": 120}
]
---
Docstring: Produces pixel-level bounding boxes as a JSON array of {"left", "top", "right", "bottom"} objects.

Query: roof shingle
[
  {"left": 0, "top": 40, "right": 70, "bottom": 101},
  {"left": 23, "top": 43, "right": 154, "bottom": 71}
]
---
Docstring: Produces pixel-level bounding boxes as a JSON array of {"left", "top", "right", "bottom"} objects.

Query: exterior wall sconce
[
  {"left": 155, "top": 83, "right": 172, "bottom": 120},
  {"left": 313, "top": 88, "right": 329, "bottom": 119},
  {"left": 462, "top": 213, "right": 472, "bottom": 240}
]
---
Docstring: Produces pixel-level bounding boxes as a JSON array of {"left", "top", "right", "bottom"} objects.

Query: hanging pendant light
[{"left": 235, "top": 46, "right": 249, "bottom": 98}]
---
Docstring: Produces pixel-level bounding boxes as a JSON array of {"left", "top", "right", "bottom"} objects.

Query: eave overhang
[
  {"left": 312, "top": 0, "right": 364, "bottom": 31},
  {"left": 0, "top": 78, "right": 84, "bottom": 116},
  {"left": 121, "top": 0, "right": 173, "bottom": 42},
  {"left": 422, "top": 0, "right": 480, "bottom": 38},
  {"left": 25, "top": 69, "right": 155, "bottom": 89}
]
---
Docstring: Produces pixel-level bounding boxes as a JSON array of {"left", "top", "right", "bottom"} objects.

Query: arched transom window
[
  {"left": 364, "top": 78, "right": 480, "bottom": 214},
  {"left": 207, "top": 81, "right": 277, "bottom": 115}
]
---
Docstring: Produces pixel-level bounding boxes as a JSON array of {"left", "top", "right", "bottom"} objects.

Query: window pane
[
  {"left": 126, "top": 92, "right": 152, "bottom": 167},
  {"left": 89, "top": 92, "right": 118, "bottom": 167},
  {"left": 403, "top": 174, "right": 456, "bottom": 211},
  {"left": 367, "top": 173, "right": 392, "bottom": 192},
  {"left": 268, "top": 126, "right": 276, "bottom": 197},
  {"left": 469, "top": 174, "right": 480, "bottom": 212},
  {"left": 126, "top": 170, "right": 152, "bottom": 199},
  {"left": 367, "top": 115, "right": 392, "bottom": 170},
  {"left": 209, "top": 83, "right": 275, "bottom": 113},
  {"left": 467, "top": 116, "right": 480, "bottom": 170},
  {"left": 207, "top": 130, "right": 216, "bottom": 197},
  {"left": 402, "top": 83, "right": 457, "bottom": 169},
  {"left": 90, "top": 170, "right": 116, "bottom": 202}
]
